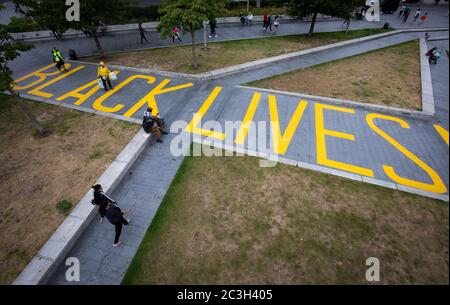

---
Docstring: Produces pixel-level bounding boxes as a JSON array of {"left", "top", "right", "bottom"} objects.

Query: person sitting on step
[{"left": 142, "top": 107, "right": 168, "bottom": 143}]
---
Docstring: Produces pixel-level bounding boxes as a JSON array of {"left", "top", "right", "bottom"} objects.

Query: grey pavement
[
  {"left": 49, "top": 134, "right": 185, "bottom": 284},
  {"left": 212, "top": 30, "right": 449, "bottom": 86},
  {"left": 428, "top": 39, "right": 450, "bottom": 127},
  {"left": 5, "top": 6, "right": 449, "bottom": 285},
  {"left": 6, "top": 5, "right": 450, "bottom": 76}
]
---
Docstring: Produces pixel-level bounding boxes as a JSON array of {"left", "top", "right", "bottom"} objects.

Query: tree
[
  {"left": 288, "top": 0, "right": 359, "bottom": 36},
  {"left": 69, "top": 0, "right": 130, "bottom": 58},
  {"left": 13, "top": 0, "right": 131, "bottom": 58},
  {"left": 158, "top": 0, "right": 228, "bottom": 68},
  {"left": 0, "top": 3, "right": 44, "bottom": 134},
  {"left": 13, "top": 0, "right": 68, "bottom": 40}
]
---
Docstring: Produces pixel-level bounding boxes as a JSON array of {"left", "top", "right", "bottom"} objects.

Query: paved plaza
[{"left": 3, "top": 3, "right": 449, "bottom": 284}]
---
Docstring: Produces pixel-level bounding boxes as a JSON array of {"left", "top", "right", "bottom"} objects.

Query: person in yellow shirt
[{"left": 97, "top": 62, "right": 113, "bottom": 91}]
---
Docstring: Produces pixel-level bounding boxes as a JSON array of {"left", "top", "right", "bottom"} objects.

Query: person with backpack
[
  {"left": 427, "top": 48, "right": 441, "bottom": 64},
  {"left": 52, "top": 47, "right": 67, "bottom": 72},
  {"left": 143, "top": 107, "right": 168, "bottom": 143},
  {"left": 91, "top": 184, "right": 117, "bottom": 224},
  {"left": 105, "top": 201, "right": 132, "bottom": 247},
  {"left": 97, "top": 62, "right": 113, "bottom": 91}
]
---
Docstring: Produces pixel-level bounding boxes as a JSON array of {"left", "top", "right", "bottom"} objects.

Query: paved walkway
[
  {"left": 213, "top": 30, "right": 449, "bottom": 86},
  {"left": 428, "top": 39, "right": 450, "bottom": 127},
  {"left": 7, "top": 4, "right": 449, "bottom": 75},
  {"left": 5, "top": 7, "right": 449, "bottom": 284},
  {"left": 49, "top": 135, "right": 184, "bottom": 284}
]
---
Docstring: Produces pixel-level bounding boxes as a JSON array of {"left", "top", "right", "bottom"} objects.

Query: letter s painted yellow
[{"left": 366, "top": 113, "right": 447, "bottom": 194}]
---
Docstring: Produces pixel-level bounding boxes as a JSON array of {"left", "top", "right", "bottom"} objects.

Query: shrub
[{"left": 56, "top": 200, "right": 73, "bottom": 214}]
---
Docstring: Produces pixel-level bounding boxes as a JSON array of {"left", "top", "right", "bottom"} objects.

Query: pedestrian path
[
  {"left": 49, "top": 135, "right": 184, "bottom": 284},
  {"left": 11, "top": 31, "right": 449, "bottom": 201},
  {"left": 7, "top": 16, "right": 449, "bottom": 284},
  {"left": 428, "top": 39, "right": 450, "bottom": 127},
  {"left": 212, "top": 30, "right": 449, "bottom": 86},
  {"left": 9, "top": 5, "right": 450, "bottom": 78},
  {"left": 47, "top": 82, "right": 208, "bottom": 284}
]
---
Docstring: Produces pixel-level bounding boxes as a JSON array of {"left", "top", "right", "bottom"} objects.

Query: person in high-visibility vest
[
  {"left": 97, "top": 62, "right": 113, "bottom": 91},
  {"left": 52, "top": 47, "right": 67, "bottom": 72}
]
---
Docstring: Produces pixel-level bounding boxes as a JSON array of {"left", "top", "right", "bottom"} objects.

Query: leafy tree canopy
[
  {"left": 158, "top": 0, "right": 228, "bottom": 37},
  {"left": 0, "top": 5, "right": 34, "bottom": 92},
  {"left": 288, "top": 0, "right": 359, "bottom": 20}
]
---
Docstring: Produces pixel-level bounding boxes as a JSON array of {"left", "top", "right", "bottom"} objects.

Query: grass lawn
[
  {"left": 250, "top": 40, "right": 421, "bottom": 110},
  {"left": 122, "top": 145, "right": 449, "bottom": 285},
  {"left": 0, "top": 94, "right": 139, "bottom": 284},
  {"left": 82, "top": 28, "right": 392, "bottom": 74}
]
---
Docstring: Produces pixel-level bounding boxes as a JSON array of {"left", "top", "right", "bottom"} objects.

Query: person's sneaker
[
  {"left": 214, "top": 35, "right": 218, "bottom": 38},
  {"left": 208, "top": 35, "right": 212, "bottom": 38},
  {"left": 157, "top": 139, "right": 163, "bottom": 143},
  {"left": 112, "top": 242, "right": 122, "bottom": 247}
]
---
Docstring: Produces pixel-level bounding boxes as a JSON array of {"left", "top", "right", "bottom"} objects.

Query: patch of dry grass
[
  {"left": 82, "top": 29, "right": 391, "bottom": 74},
  {"left": 251, "top": 40, "right": 421, "bottom": 110},
  {"left": 123, "top": 145, "right": 449, "bottom": 285},
  {"left": 0, "top": 94, "right": 139, "bottom": 284}
]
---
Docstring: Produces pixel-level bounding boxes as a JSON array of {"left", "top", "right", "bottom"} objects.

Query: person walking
[
  {"left": 97, "top": 62, "right": 114, "bottom": 91},
  {"left": 52, "top": 47, "right": 67, "bottom": 72},
  {"left": 138, "top": 23, "right": 148, "bottom": 44},
  {"left": 105, "top": 202, "right": 132, "bottom": 247},
  {"left": 403, "top": 7, "right": 411, "bottom": 23},
  {"left": 420, "top": 12, "right": 428, "bottom": 25},
  {"left": 342, "top": 15, "right": 351, "bottom": 30},
  {"left": 268, "top": 15, "right": 273, "bottom": 32},
  {"left": 263, "top": 14, "right": 269, "bottom": 31},
  {"left": 171, "top": 26, "right": 182, "bottom": 44},
  {"left": 247, "top": 12, "right": 253, "bottom": 26},
  {"left": 209, "top": 18, "right": 218, "bottom": 38},
  {"left": 414, "top": 8, "right": 421, "bottom": 23},
  {"left": 99, "top": 20, "right": 107, "bottom": 36},
  {"left": 91, "top": 184, "right": 117, "bottom": 224},
  {"left": 272, "top": 15, "right": 280, "bottom": 34},
  {"left": 397, "top": 5, "right": 406, "bottom": 18},
  {"left": 239, "top": 12, "right": 247, "bottom": 26}
]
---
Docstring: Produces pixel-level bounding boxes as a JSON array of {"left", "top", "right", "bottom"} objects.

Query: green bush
[{"left": 56, "top": 200, "right": 73, "bottom": 214}]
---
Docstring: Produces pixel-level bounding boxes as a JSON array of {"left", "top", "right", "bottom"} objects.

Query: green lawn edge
[
  {"left": 121, "top": 152, "right": 193, "bottom": 285},
  {"left": 248, "top": 38, "right": 418, "bottom": 88}
]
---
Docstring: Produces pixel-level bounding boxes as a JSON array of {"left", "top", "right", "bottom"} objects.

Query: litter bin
[{"left": 68, "top": 49, "right": 78, "bottom": 60}]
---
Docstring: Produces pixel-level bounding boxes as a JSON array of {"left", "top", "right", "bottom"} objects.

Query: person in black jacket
[
  {"left": 105, "top": 202, "right": 132, "bottom": 247},
  {"left": 92, "top": 184, "right": 116, "bottom": 224}
]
